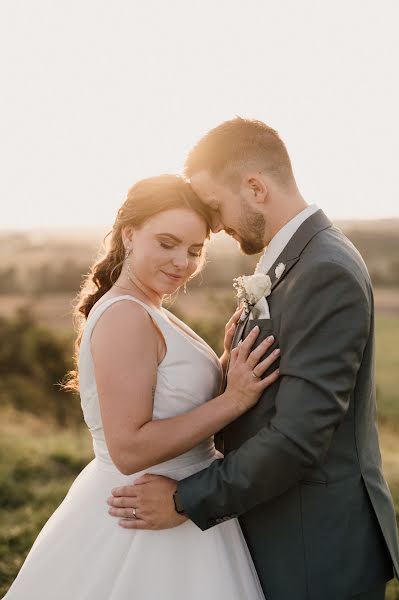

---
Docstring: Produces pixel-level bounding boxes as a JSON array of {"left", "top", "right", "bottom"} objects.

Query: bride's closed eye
[{"left": 159, "top": 241, "right": 202, "bottom": 258}]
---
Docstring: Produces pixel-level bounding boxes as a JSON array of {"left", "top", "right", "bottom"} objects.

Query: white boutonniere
[
  {"left": 233, "top": 273, "right": 272, "bottom": 320},
  {"left": 275, "top": 262, "right": 286, "bottom": 280}
]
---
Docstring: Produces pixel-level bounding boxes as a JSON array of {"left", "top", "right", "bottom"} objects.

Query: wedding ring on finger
[
  {"left": 131, "top": 507, "right": 137, "bottom": 520},
  {"left": 252, "top": 370, "right": 260, "bottom": 379}
]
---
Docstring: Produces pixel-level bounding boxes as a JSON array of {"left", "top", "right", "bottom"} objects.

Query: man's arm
[{"left": 178, "top": 260, "right": 371, "bottom": 530}]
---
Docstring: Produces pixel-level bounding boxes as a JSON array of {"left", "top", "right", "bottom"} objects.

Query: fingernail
[
  {"left": 253, "top": 326, "right": 260, "bottom": 333},
  {"left": 274, "top": 348, "right": 280, "bottom": 356},
  {"left": 267, "top": 336, "right": 274, "bottom": 342}
]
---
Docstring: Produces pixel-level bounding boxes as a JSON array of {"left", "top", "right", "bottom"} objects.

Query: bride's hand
[
  {"left": 220, "top": 307, "right": 245, "bottom": 368},
  {"left": 225, "top": 326, "right": 280, "bottom": 414}
]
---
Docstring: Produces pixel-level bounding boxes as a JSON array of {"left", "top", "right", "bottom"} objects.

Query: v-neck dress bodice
[{"left": 78, "top": 295, "right": 223, "bottom": 474}]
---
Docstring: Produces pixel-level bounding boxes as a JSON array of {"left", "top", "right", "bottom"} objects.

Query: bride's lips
[{"left": 162, "top": 271, "right": 184, "bottom": 282}]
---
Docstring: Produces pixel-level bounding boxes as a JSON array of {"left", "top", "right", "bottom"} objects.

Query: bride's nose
[{"left": 171, "top": 249, "right": 189, "bottom": 270}]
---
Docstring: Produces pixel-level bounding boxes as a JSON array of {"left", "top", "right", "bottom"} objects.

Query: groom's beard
[{"left": 238, "top": 202, "right": 266, "bottom": 255}]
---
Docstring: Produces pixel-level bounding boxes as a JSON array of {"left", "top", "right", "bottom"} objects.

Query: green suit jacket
[{"left": 178, "top": 210, "right": 399, "bottom": 599}]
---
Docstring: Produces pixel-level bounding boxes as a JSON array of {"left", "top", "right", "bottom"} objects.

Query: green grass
[
  {"left": 376, "top": 316, "right": 399, "bottom": 423},
  {"left": 0, "top": 410, "right": 93, "bottom": 596},
  {"left": 388, "top": 579, "right": 399, "bottom": 600},
  {"left": 374, "top": 316, "right": 399, "bottom": 600}
]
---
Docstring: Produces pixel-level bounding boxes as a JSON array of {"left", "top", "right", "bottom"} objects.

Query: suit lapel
[
  {"left": 236, "top": 209, "right": 332, "bottom": 342},
  {"left": 223, "top": 311, "right": 250, "bottom": 389},
  {"left": 269, "top": 255, "right": 300, "bottom": 292},
  {"left": 265, "top": 209, "right": 332, "bottom": 294},
  {"left": 232, "top": 312, "right": 250, "bottom": 348}
]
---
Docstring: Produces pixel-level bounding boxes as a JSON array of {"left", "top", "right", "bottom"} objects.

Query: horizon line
[{"left": 2, "top": 214, "right": 399, "bottom": 233}]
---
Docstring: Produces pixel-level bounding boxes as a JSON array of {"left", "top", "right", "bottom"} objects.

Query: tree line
[{"left": 0, "top": 226, "right": 398, "bottom": 295}]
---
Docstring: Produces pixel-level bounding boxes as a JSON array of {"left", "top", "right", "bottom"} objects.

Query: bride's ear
[{"left": 121, "top": 226, "right": 134, "bottom": 249}]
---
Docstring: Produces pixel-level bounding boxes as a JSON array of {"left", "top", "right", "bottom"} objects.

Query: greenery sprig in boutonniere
[{"left": 233, "top": 273, "right": 272, "bottom": 321}]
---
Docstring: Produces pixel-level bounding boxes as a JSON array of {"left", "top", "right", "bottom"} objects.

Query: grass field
[
  {"left": 375, "top": 317, "right": 399, "bottom": 599},
  {"left": 0, "top": 286, "right": 398, "bottom": 333},
  {"left": 0, "top": 408, "right": 93, "bottom": 596},
  {"left": 376, "top": 316, "right": 399, "bottom": 422}
]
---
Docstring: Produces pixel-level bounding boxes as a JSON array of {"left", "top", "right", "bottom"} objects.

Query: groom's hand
[{"left": 108, "top": 474, "right": 188, "bottom": 530}]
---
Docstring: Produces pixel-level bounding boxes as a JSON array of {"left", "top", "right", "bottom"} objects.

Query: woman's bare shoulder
[{"left": 90, "top": 298, "right": 156, "bottom": 344}]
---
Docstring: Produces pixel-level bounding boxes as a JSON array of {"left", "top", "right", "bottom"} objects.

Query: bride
[{"left": 3, "top": 174, "right": 280, "bottom": 600}]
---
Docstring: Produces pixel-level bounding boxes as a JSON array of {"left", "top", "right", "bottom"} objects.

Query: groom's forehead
[
  {"left": 190, "top": 173, "right": 218, "bottom": 204},
  {"left": 190, "top": 172, "right": 231, "bottom": 207}
]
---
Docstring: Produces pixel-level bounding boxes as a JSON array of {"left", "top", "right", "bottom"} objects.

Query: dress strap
[{"left": 83, "top": 295, "right": 170, "bottom": 342}]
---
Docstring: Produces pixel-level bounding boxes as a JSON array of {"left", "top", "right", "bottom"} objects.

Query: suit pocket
[{"left": 300, "top": 480, "right": 327, "bottom": 487}]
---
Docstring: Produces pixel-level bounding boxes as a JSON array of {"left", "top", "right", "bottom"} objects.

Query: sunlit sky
[{"left": 1, "top": 1, "right": 398, "bottom": 229}]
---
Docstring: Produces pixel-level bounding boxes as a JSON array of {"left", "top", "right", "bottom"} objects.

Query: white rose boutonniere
[{"left": 233, "top": 273, "right": 272, "bottom": 320}]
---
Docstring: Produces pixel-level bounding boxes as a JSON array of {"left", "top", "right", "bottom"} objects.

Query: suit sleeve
[{"left": 178, "top": 260, "right": 371, "bottom": 530}]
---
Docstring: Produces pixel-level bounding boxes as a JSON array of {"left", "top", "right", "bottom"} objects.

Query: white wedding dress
[{"left": 4, "top": 295, "right": 265, "bottom": 600}]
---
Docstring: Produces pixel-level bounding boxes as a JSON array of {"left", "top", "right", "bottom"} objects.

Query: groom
[{"left": 108, "top": 118, "right": 399, "bottom": 599}]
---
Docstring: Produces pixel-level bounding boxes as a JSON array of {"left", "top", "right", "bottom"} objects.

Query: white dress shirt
[
  {"left": 255, "top": 204, "right": 320, "bottom": 275},
  {"left": 250, "top": 204, "right": 319, "bottom": 320}
]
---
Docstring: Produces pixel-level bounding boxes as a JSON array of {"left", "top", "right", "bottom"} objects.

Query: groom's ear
[{"left": 244, "top": 174, "right": 268, "bottom": 206}]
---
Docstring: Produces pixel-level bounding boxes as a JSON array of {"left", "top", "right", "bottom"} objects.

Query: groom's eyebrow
[{"left": 157, "top": 233, "right": 203, "bottom": 247}]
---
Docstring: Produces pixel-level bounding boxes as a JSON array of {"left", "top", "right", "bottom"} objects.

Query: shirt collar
[{"left": 256, "top": 204, "right": 319, "bottom": 274}]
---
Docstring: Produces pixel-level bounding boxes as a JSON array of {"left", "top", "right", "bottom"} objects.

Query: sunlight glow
[{"left": 1, "top": 1, "right": 398, "bottom": 228}]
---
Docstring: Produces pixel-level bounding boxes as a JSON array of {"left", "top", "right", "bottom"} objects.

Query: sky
[{"left": 1, "top": 0, "right": 398, "bottom": 229}]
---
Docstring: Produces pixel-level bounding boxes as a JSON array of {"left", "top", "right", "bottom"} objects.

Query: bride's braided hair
[{"left": 63, "top": 174, "right": 211, "bottom": 393}]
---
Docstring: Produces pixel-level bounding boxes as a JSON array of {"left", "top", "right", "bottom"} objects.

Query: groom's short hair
[{"left": 184, "top": 117, "right": 295, "bottom": 187}]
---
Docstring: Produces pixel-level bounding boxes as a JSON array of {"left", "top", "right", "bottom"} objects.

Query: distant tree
[
  {"left": 0, "top": 266, "right": 21, "bottom": 294},
  {"left": 0, "top": 309, "right": 82, "bottom": 426},
  {"left": 28, "top": 260, "right": 86, "bottom": 295}
]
